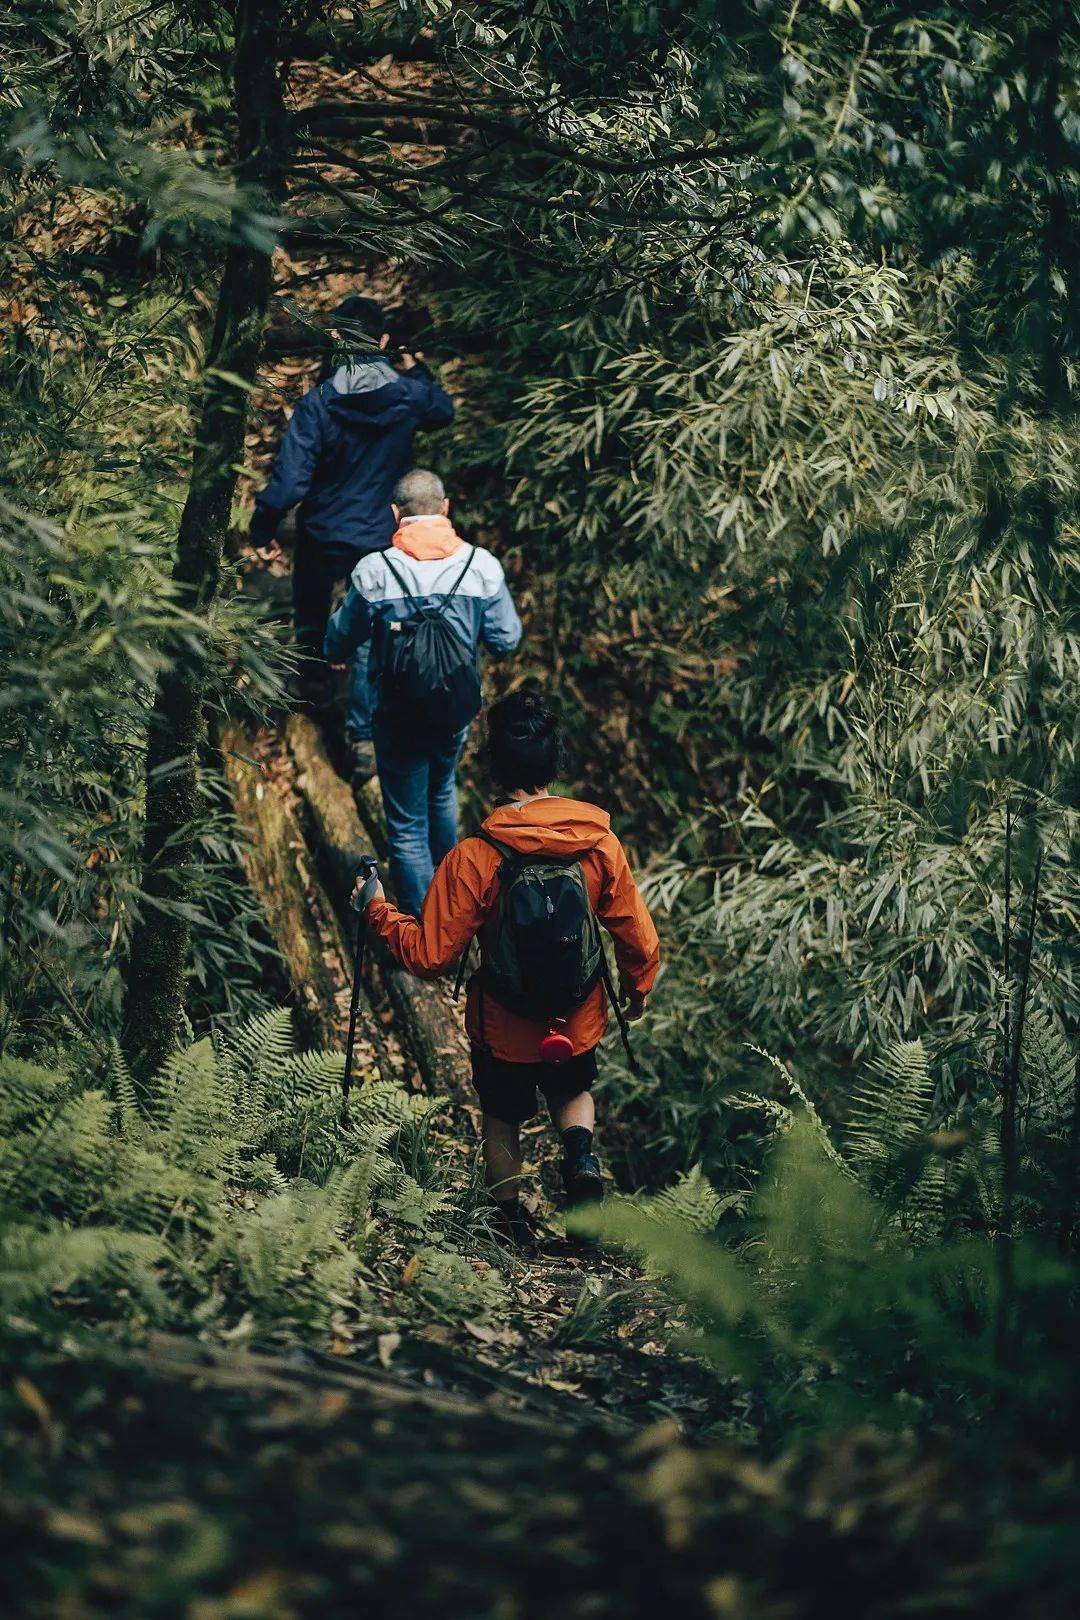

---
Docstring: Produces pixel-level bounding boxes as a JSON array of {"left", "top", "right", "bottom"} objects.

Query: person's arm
[
  {"left": 404, "top": 363, "right": 455, "bottom": 430},
  {"left": 249, "top": 391, "right": 326, "bottom": 550},
  {"left": 324, "top": 582, "right": 374, "bottom": 664},
  {"left": 367, "top": 842, "right": 489, "bottom": 978},
  {"left": 596, "top": 836, "right": 660, "bottom": 1015},
  {"left": 479, "top": 563, "right": 523, "bottom": 656}
]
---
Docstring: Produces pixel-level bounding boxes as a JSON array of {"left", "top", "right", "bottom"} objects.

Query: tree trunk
[
  {"left": 123, "top": 0, "right": 288, "bottom": 1074},
  {"left": 220, "top": 724, "right": 357, "bottom": 1053}
]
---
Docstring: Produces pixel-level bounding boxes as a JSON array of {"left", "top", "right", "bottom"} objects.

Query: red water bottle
[{"left": 538, "top": 1021, "right": 574, "bottom": 1063}]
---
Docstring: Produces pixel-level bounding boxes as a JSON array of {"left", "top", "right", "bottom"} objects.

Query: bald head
[{"left": 392, "top": 468, "right": 447, "bottom": 517}]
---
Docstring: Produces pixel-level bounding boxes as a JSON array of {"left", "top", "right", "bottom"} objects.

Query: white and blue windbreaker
[{"left": 323, "top": 532, "right": 522, "bottom": 710}]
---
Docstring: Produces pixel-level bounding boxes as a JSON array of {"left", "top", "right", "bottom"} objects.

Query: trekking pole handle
[{"left": 351, "top": 857, "right": 380, "bottom": 913}]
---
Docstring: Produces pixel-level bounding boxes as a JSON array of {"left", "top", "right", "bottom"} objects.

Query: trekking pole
[
  {"left": 341, "top": 856, "right": 380, "bottom": 1127},
  {"left": 598, "top": 948, "right": 639, "bottom": 1074}
]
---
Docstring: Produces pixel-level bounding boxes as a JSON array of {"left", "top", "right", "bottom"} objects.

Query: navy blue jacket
[{"left": 249, "top": 358, "right": 454, "bottom": 554}]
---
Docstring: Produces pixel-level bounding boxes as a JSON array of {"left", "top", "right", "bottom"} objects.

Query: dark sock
[{"left": 561, "top": 1126, "right": 593, "bottom": 1163}]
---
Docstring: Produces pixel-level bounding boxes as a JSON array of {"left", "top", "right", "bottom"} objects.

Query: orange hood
[
  {"left": 481, "top": 796, "right": 612, "bottom": 857},
  {"left": 391, "top": 515, "right": 463, "bottom": 560}
]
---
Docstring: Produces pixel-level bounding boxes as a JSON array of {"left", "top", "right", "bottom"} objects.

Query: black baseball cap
[{"left": 331, "top": 296, "right": 386, "bottom": 339}]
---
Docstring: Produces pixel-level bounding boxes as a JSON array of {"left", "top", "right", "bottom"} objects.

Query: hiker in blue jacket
[
  {"left": 325, "top": 468, "right": 522, "bottom": 916},
  {"left": 251, "top": 297, "right": 454, "bottom": 780}
]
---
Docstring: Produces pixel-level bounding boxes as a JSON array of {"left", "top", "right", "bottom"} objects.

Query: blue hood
[{"left": 325, "top": 359, "right": 418, "bottom": 430}]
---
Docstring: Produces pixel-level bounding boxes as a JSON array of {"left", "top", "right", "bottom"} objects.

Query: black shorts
[{"left": 471, "top": 1047, "right": 597, "bottom": 1126}]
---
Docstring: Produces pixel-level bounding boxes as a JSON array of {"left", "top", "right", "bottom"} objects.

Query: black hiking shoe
[
  {"left": 563, "top": 1151, "right": 604, "bottom": 1208},
  {"left": 491, "top": 1198, "right": 542, "bottom": 1254}
]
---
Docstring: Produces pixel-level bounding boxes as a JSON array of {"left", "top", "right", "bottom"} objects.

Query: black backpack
[
  {"left": 455, "top": 831, "right": 637, "bottom": 1067},
  {"left": 379, "top": 547, "right": 481, "bottom": 734}
]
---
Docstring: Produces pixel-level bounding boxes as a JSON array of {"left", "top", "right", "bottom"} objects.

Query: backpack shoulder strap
[
  {"left": 475, "top": 827, "right": 515, "bottom": 861},
  {"left": 445, "top": 545, "right": 477, "bottom": 600},
  {"left": 431, "top": 546, "right": 477, "bottom": 618},
  {"left": 451, "top": 827, "right": 509, "bottom": 1005},
  {"left": 380, "top": 549, "right": 422, "bottom": 612}
]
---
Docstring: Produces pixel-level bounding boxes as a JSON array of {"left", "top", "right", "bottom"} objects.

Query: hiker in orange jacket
[{"left": 358, "top": 687, "right": 660, "bottom": 1247}]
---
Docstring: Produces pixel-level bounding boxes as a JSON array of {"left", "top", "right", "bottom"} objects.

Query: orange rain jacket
[{"left": 367, "top": 797, "right": 661, "bottom": 1063}]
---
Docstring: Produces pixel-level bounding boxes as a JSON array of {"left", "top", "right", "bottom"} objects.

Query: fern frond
[
  {"left": 109, "top": 1144, "right": 217, "bottom": 1234},
  {"left": 152, "top": 1039, "right": 237, "bottom": 1178},
  {"left": 904, "top": 1155, "right": 947, "bottom": 1242},
  {"left": 1021, "top": 1008, "right": 1076, "bottom": 1135},
  {"left": 0, "top": 1223, "right": 172, "bottom": 1321},
  {"left": 322, "top": 1150, "right": 390, "bottom": 1242},
  {"left": 104, "top": 1040, "right": 143, "bottom": 1137},
  {"left": 845, "top": 1038, "right": 935, "bottom": 1182},
  {"left": 964, "top": 1116, "right": 1003, "bottom": 1227},
  {"left": 377, "top": 1172, "right": 453, "bottom": 1236},
  {"left": 351, "top": 1079, "right": 438, "bottom": 1134},
  {"left": 2, "top": 1086, "right": 117, "bottom": 1220},
  {"left": 747, "top": 1045, "right": 855, "bottom": 1178},
  {"left": 0, "top": 1057, "right": 72, "bottom": 1133},
  {"left": 650, "top": 1165, "right": 738, "bottom": 1233},
  {"left": 0, "top": 1007, "right": 488, "bottom": 1347},
  {"left": 216, "top": 1183, "right": 360, "bottom": 1332},
  {"left": 235, "top": 1154, "right": 291, "bottom": 1195},
  {"left": 726, "top": 1091, "right": 795, "bottom": 1134},
  {"left": 220, "top": 1007, "right": 296, "bottom": 1082}
]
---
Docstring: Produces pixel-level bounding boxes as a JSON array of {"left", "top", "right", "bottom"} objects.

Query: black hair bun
[
  {"left": 505, "top": 687, "right": 553, "bottom": 737},
  {"left": 486, "top": 688, "right": 561, "bottom": 789}
]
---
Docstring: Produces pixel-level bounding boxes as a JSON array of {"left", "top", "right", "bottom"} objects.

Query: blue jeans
[
  {"left": 347, "top": 656, "right": 376, "bottom": 744},
  {"left": 374, "top": 720, "right": 467, "bottom": 916}
]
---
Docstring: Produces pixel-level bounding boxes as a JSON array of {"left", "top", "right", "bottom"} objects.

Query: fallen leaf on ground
[{"left": 464, "top": 1320, "right": 502, "bottom": 1344}]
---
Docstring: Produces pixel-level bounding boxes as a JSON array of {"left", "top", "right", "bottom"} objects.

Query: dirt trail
[
  {"left": 219, "top": 689, "right": 719, "bottom": 1427},
  {"left": 10, "top": 1321, "right": 1005, "bottom": 1620}
]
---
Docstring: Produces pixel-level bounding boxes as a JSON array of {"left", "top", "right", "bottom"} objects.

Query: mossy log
[
  {"left": 353, "top": 769, "right": 389, "bottom": 858},
  {"left": 220, "top": 723, "right": 354, "bottom": 1051},
  {"left": 283, "top": 714, "right": 472, "bottom": 1102},
  {"left": 285, "top": 713, "right": 370, "bottom": 897}
]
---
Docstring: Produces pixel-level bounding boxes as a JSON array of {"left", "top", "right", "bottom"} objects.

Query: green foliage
[
  {"left": 732, "top": 999, "right": 1078, "bottom": 1251},
  {"left": 1, "top": 1, "right": 293, "bottom": 1046},
  {"left": 578, "top": 1116, "right": 1077, "bottom": 1440},
  {"left": 647, "top": 1163, "right": 741, "bottom": 1234},
  {"left": 0, "top": 315, "right": 285, "bottom": 1037},
  {"left": 584, "top": 979, "right": 1078, "bottom": 1438},
  {"left": 0, "top": 1011, "right": 506, "bottom": 1344},
  {"left": 213, "top": 1181, "right": 361, "bottom": 1336},
  {"left": 409, "top": 1245, "right": 506, "bottom": 1326},
  {"left": 1, "top": 0, "right": 1076, "bottom": 1506},
  {"left": 425, "top": 1, "right": 1080, "bottom": 1190}
]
